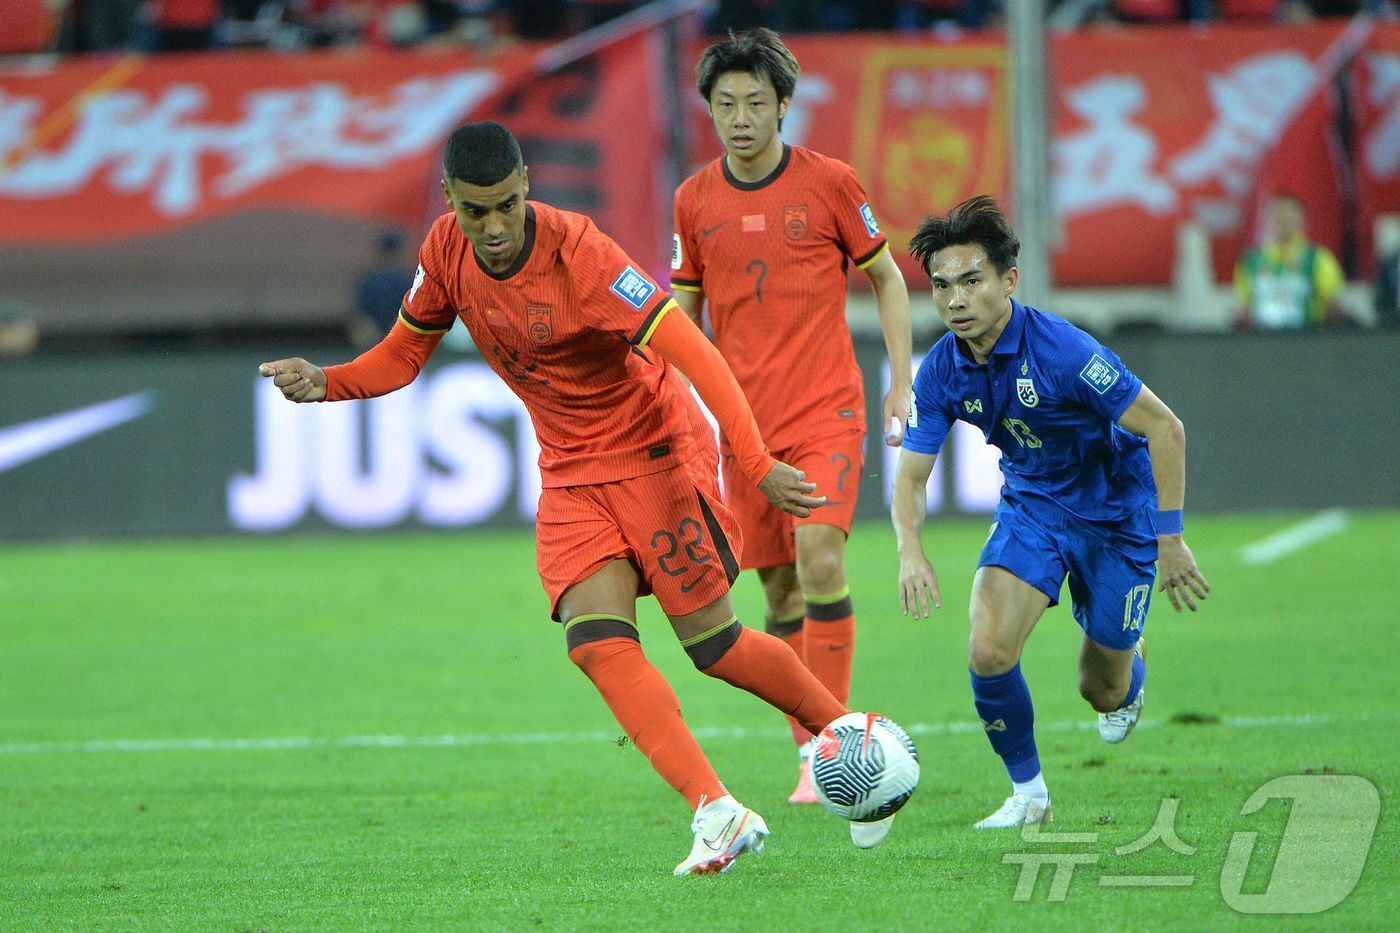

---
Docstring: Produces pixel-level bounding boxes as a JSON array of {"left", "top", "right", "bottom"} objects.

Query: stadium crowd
[{"left": 3, "top": 0, "right": 1397, "bottom": 58}]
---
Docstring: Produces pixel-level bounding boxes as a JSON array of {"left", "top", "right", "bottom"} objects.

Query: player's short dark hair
[
  {"left": 908, "top": 195, "right": 1021, "bottom": 276},
  {"left": 696, "top": 27, "right": 800, "bottom": 104},
  {"left": 442, "top": 121, "right": 523, "bottom": 187}
]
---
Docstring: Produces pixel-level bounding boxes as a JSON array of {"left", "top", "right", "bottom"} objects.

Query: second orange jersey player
[{"left": 671, "top": 28, "right": 913, "bottom": 833}]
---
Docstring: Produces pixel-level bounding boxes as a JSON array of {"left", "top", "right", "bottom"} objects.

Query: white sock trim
[{"left": 1012, "top": 773, "right": 1049, "bottom": 800}]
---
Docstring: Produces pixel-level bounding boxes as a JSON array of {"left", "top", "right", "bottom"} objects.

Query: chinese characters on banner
[{"left": 2, "top": 22, "right": 1399, "bottom": 317}]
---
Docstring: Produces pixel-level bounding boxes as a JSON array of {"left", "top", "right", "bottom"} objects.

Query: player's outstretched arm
[
  {"left": 1117, "top": 385, "right": 1211, "bottom": 612},
  {"left": 258, "top": 358, "right": 327, "bottom": 403},
  {"left": 864, "top": 248, "right": 914, "bottom": 447},
  {"left": 891, "top": 448, "right": 941, "bottom": 618},
  {"left": 259, "top": 317, "right": 442, "bottom": 403}
]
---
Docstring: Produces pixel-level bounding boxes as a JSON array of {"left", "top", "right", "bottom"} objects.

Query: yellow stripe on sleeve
[
  {"left": 633, "top": 298, "right": 676, "bottom": 348},
  {"left": 397, "top": 311, "right": 451, "bottom": 336},
  {"left": 855, "top": 241, "right": 890, "bottom": 271}
]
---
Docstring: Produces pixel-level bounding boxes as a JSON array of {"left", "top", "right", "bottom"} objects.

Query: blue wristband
[{"left": 1156, "top": 509, "right": 1183, "bottom": 536}]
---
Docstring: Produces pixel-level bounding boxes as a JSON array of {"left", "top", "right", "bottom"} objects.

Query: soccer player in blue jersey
[{"left": 891, "top": 196, "right": 1210, "bottom": 828}]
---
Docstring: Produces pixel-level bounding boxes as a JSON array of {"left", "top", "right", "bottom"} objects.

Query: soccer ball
[{"left": 810, "top": 712, "right": 920, "bottom": 822}]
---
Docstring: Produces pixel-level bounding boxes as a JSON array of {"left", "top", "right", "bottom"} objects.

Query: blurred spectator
[
  {"left": 896, "top": 0, "right": 996, "bottom": 29},
  {"left": 348, "top": 230, "right": 415, "bottom": 349},
  {"left": 570, "top": 0, "right": 640, "bottom": 30},
  {"left": 1216, "top": 0, "right": 1280, "bottom": 20},
  {"left": 1375, "top": 245, "right": 1400, "bottom": 328},
  {"left": 55, "top": 0, "right": 140, "bottom": 52},
  {"left": 0, "top": 307, "right": 39, "bottom": 358},
  {"left": 510, "top": 0, "right": 571, "bottom": 39},
  {"left": 290, "top": 0, "right": 369, "bottom": 47},
  {"left": 1233, "top": 193, "right": 1348, "bottom": 330},
  {"left": 147, "top": 0, "right": 220, "bottom": 50},
  {"left": 710, "top": 0, "right": 772, "bottom": 32},
  {"left": 1112, "top": 0, "right": 1187, "bottom": 21},
  {"left": 218, "top": 0, "right": 287, "bottom": 48}
]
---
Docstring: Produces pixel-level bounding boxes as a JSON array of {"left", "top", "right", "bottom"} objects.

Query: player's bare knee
[
  {"left": 797, "top": 549, "right": 843, "bottom": 593},
  {"left": 968, "top": 637, "right": 1018, "bottom": 676},
  {"left": 1079, "top": 677, "right": 1124, "bottom": 712}
]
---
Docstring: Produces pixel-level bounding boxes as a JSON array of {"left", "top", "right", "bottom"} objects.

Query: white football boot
[
  {"left": 1098, "top": 638, "right": 1146, "bottom": 744},
  {"left": 850, "top": 814, "right": 895, "bottom": 849},
  {"left": 674, "top": 795, "right": 769, "bottom": 876},
  {"left": 974, "top": 794, "right": 1053, "bottom": 829}
]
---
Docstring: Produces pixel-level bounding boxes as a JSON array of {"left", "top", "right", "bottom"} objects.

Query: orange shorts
[
  {"left": 536, "top": 450, "right": 743, "bottom": 622},
  {"left": 722, "top": 428, "right": 866, "bottom": 570}
]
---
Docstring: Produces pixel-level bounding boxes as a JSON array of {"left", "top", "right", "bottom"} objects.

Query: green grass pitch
[{"left": 1, "top": 513, "right": 1396, "bottom": 929}]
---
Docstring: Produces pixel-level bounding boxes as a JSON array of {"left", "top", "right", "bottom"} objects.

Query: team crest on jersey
[
  {"left": 670, "top": 234, "right": 682, "bottom": 271},
  {"left": 859, "top": 202, "right": 880, "bottom": 238},
  {"left": 783, "top": 205, "right": 809, "bottom": 239},
  {"left": 610, "top": 266, "right": 657, "bottom": 311},
  {"left": 527, "top": 305, "right": 553, "bottom": 343},
  {"left": 1015, "top": 377, "right": 1039, "bottom": 408}
]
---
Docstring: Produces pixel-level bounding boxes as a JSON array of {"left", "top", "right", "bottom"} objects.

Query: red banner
[
  {"left": 1356, "top": 27, "right": 1400, "bottom": 269},
  {"left": 1051, "top": 23, "right": 1367, "bottom": 284},
  {"left": 0, "top": 36, "right": 671, "bottom": 332},
  {"left": 0, "top": 50, "right": 536, "bottom": 243},
  {"left": 684, "top": 25, "right": 1400, "bottom": 286},
  {"left": 6, "top": 23, "right": 1400, "bottom": 310}
]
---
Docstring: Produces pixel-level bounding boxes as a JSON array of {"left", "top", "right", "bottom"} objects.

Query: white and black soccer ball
[{"left": 810, "top": 712, "right": 920, "bottom": 822}]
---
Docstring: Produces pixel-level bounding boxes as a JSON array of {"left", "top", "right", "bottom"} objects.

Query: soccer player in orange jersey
[
  {"left": 671, "top": 29, "right": 913, "bottom": 825},
  {"left": 259, "top": 122, "right": 857, "bottom": 876}
]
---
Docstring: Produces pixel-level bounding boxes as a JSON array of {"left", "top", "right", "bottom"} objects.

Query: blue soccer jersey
[{"left": 905, "top": 300, "right": 1155, "bottom": 524}]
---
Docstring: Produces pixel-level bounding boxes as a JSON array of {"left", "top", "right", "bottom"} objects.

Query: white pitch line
[
  {"left": 1241, "top": 509, "right": 1349, "bottom": 566},
  {"left": 0, "top": 712, "right": 1371, "bottom": 757}
]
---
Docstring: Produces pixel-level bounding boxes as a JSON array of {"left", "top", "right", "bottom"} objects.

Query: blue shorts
[{"left": 979, "top": 496, "right": 1158, "bottom": 651}]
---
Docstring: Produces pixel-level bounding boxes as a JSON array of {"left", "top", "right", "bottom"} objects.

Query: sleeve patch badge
[
  {"left": 670, "top": 234, "right": 682, "bottom": 271},
  {"left": 610, "top": 266, "right": 657, "bottom": 311},
  {"left": 1078, "top": 354, "right": 1121, "bottom": 395},
  {"left": 860, "top": 202, "right": 881, "bottom": 238},
  {"left": 407, "top": 264, "right": 426, "bottom": 305}
]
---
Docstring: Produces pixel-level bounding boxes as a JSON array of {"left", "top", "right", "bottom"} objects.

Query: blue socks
[
  {"left": 971, "top": 663, "right": 1041, "bottom": 783},
  {"left": 1119, "top": 650, "right": 1146, "bottom": 709}
]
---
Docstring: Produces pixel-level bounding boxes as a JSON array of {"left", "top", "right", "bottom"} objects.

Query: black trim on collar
[
  {"left": 474, "top": 204, "right": 536, "bottom": 281},
  {"left": 722, "top": 144, "right": 791, "bottom": 192}
]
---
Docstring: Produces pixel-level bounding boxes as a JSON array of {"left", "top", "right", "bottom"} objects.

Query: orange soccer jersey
[
  {"left": 671, "top": 144, "right": 888, "bottom": 452},
  {"left": 391, "top": 203, "right": 704, "bottom": 488}
]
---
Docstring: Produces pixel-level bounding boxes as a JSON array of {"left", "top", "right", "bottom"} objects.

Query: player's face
[
  {"left": 927, "top": 244, "right": 1017, "bottom": 353},
  {"left": 708, "top": 71, "right": 788, "bottom": 164},
  {"left": 443, "top": 167, "right": 530, "bottom": 273}
]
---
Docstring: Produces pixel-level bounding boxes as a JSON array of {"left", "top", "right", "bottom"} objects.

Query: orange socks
[
  {"left": 566, "top": 619, "right": 724, "bottom": 810},
  {"left": 686, "top": 618, "right": 847, "bottom": 736},
  {"left": 765, "top": 610, "right": 813, "bottom": 746},
  {"left": 803, "top": 587, "right": 856, "bottom": 708}
]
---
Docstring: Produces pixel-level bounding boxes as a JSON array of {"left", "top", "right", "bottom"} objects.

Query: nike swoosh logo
[
  {"left": 702, "top": 815, "right": 737, "bottom": 850},
  {"left": 680, "top": 577, "right": 702, "bottom": 593},
  {"left": 701, "top": 223, "right": 725, "bottom": 237},
  {"left": 0, "top": 392, "right": 156, "bottom": 473}
]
